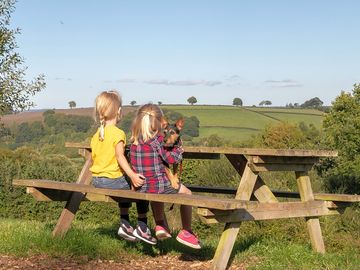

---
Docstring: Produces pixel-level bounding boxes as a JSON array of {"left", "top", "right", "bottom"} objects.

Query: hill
[
  {"left": 162, "top": 105, "right": 324, "bottom": 141},
  {"left": 1, "top": 105, "right": 324, "bottom": 141},
  {"left": 1, "top": 107, "right": 136, "bottom": 126}
]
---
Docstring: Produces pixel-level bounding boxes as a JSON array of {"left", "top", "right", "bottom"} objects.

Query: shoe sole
[
  {"left": 133, "top": 229, "right": 157, "bottom": 245},
  {"left": 118, "top": 227, "right": 137, "bottom": 242},
  {"left": 176, "top": 236, "right": 201, "bottom": 249},
  {"left": 156, "top": 230, "right": 172, "bottom": 241}
]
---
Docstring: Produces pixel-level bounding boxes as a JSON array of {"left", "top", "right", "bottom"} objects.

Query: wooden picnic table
[{"left": 12, "top": 143, "right": 360, "bottom": 270}]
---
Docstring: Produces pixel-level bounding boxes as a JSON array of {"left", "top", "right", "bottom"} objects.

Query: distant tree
[
  {"left": 232, "top": 98, "right": 243, "bottom": 106},
  {"left": 259, "top": 100, "right": 271, "bottom": 106},
  {"left": 0, "top": 0, "right": 45, "bottom": 116},
  {"left": 130, "top": 100, "right": 137, "bottom": 106},
  {"left": 68, "top": 101, "right": 76, "bottom": 109},
  {"left": 158, "top": 101, "right": 162, "bottom": 106},
  {"left": 301, "top": 97, "right": 323, "bottom": 108},
  {"left": 187, "top": 96, "right": 197, "bottom": 105},
  {"left": 294, "top": 103, "right": 299, "bottom": 107}
]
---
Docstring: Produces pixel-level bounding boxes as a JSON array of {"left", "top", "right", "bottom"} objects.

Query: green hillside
[{"left": 162, "top": 105, "right": 324, "bottom": 141}]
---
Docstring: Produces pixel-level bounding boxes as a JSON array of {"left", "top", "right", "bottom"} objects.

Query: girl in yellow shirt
[{"left": 90, "top": 90, "right": 156, "bottom": 245}]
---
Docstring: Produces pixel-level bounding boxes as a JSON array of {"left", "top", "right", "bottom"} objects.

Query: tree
[
  {"left": 158, "top": 101, "right": 162, "bottom": 106},
  {"left": 301, "top": 97, "right": 323, "bottom": 108},
  {"left": 0, "top": 0, "right": 45, "bottom": 116},
  {"left": 259, "top": 100, "right": 272, "bottom": 106},
  {"left": 68, "top": 101, "right": 76, "bottom": 109},
  {"left": 232, "top": 98, "right": 243, "bottom": 106},
  {"left": 130, "top": 100, "right": 136, "bottom": 106},
  {"left": 321, "top": 84, "right": 360, "bottom": 193},
  {"left": 187, "top": 96, "right": 197, "bottom": 105}
]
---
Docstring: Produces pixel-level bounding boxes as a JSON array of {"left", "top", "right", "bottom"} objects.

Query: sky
[{"left": 10, "top": 0, "right": 360, "bottom": 109}]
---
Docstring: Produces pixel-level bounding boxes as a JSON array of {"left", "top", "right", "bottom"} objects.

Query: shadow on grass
[{"left": 93, "top": 224, "right": 262, "bottom": 264}]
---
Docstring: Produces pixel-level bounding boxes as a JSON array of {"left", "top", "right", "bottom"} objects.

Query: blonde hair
[
  {"left": 130, "top": 104, "right": 163, "bottom": 145},
  {"left": 94, "top": 90, "right": 122, "bottom": 141}
]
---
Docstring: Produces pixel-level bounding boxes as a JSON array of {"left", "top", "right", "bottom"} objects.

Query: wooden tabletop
[{"left": 65, "top": 142, "right": 338, "bottom": 157}]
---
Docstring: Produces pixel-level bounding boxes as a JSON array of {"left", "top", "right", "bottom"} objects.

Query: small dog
[{"left": 161, "top": 117, "right": 184, "bottom": 189}]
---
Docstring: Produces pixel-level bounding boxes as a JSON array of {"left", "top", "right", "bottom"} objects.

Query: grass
[
  {"left": 162, "top": 105, "right": 323, "bottom": 140},
  {"left": 1, "top": 211, "right": 360, "bottom": 269}
]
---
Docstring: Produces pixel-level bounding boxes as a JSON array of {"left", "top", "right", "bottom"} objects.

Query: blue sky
[{"left": 11, "top": 0, "right": 360, "bottom": 109}]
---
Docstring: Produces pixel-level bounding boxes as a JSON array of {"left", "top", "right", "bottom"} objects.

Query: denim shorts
[{"left": 92, "top": 176, "right": 131, "bottom": 190}]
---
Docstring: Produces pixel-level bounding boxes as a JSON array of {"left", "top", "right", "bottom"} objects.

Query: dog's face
[{"left": 161, "top": 117, "right": 184, "bottom": 146}]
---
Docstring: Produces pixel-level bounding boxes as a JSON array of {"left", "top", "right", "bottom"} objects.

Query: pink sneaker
[
  {"left": 176, "top": 229, "right": 201, "bottom": 249},
  {"left": 155, "top": 225, "right": 172, "bottom": 240}
]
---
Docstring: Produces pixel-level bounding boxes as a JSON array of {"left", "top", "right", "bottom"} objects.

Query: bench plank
[
  {"left": 65, "top": 142, "right": 338, "bottom": 157},
  {"left": 14, "top": 179, "right": 250, "bottom": 210},
  {"left": 198, "top": 201, "right": 343, "bottom": 223}
]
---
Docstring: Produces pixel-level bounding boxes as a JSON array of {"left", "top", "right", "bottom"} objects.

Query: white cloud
[{"left": 264, "top": 79, "right": 303, "bottom": 88}]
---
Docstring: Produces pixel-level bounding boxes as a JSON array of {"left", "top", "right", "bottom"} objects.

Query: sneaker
[
  {"left": 133, "top": 221, "right": 157, "bottom": 245},
  {"left": 176, "top": 229, "right": 201, "bottom": 249},
  {"left": 117, "top": 219, "right": 137, "bottom": 242},
  {"left": 155, "top": 225, "right": 172, "bottom": 240}
]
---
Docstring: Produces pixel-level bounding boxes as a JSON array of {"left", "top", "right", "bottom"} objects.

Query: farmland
[{"left": 2, "top": 105, "right": 324, "bottom": 142}]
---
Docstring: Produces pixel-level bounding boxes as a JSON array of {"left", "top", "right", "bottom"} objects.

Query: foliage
[
  {"left": 259, "top": 100, "right": 272, "bottom": 106},
  {"left": 118, "top": 111, "right": 135, "bottom": 135},
  {"left": 301, "top": 97, "right": 323, "bottom": 108},
  {"left": 68, "top": 100, "right": 76, "bottom": 109},
  {"left": 130, "top": 100, "right": 136, "bottom": 106},
  {"left": 0, "top": 0, "right": 45, "bottom": 115},
  {"left": 162, "top": 109, "right": 200, "bottom": 138},
  {"left": 15, "top": 121, "right": 45, "bottom": 143},
  {"left": 44, "top": 113, "right": 94, "bottom": 134},
  {"left": 252, "top": 121, "right": 321, "bottom": 149},
  {"left": 232, "top": 98, "right": 243, "bottom": 106},
  {"left": 187, "top": 96, "right": 197, "bottom": 105},
  {"left": 321, "top": 84, "right": 360, "bottom": 193}
]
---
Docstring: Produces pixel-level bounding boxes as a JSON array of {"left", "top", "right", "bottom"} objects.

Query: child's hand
[{"left": 131, "top": 174, "right": 145, "bottom": 188}]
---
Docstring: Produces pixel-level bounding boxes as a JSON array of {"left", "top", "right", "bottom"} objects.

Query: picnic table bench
[{"left": 12, "top": 142, "right": 360, "bottom": 270}]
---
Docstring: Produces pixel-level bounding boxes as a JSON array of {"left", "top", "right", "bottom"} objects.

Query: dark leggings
[{"left": 119, "top": 200, "right": 149, "bottom": 215}]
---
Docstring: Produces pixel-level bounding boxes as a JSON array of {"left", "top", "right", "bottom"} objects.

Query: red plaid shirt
[{"left": 129, "top": 135, "right": 183, "bottom": 193}]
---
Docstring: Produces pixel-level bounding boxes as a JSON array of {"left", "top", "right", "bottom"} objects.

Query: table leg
[
  {"left": 296, "top": 171, "right": 325, "bottom": 253},
  {"left": 211, "top": 161, "right": 258, "bottom": 270},
  {"left": 52, "top": 155, "right": 92, "bottom": 237}
]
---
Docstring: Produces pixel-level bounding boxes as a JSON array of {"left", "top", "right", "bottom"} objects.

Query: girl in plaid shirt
[{"left": 129, "top": 104, "right": 201, "bottom": 249}]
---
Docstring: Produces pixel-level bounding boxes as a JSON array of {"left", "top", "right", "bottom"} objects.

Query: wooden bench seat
[
  {"left": 13, "top": 179, "right": 251, "bottom": 210},
  {"left": 13, "top": 179, "right": 346, "bottom": 223}
]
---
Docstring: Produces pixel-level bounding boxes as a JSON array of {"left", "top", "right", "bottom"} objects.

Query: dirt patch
[{"left": 0, "top": 254, "right": 247, "bottom": 270}]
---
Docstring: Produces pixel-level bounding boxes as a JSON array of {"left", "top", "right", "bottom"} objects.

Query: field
[
  {"left": 162, "top": 105, "right": 324, "bottom": 141},
  {"left": 2, "top": 105, "right": 324, "bottom": 142}
]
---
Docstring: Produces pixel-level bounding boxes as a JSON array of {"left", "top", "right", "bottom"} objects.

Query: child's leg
[
  {"left": 119, "top": 201, "right": 131, "bottom": 222},
  {"left": 175, "top": 184, "right": 201, "bottom": 249},
  {"left": 118, "top": 201, "right": 137, "bottom": 241},
  {"left": 178, "top": 184, "right": 193, "bottom": 231},
  {"left": 133, "top": 200, "right": 157, "bottom": 245},
  {"left": 151, "top": 201, "right": 172, "bottom": 240},
  {"left": 151, "top": 201, "right": 167, "bottom": 227},
  {"left": 136, "top": 200, "right": 149, "bottom": 225}
]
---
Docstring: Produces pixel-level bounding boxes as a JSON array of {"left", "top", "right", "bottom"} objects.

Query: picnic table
[{"left": 12, "top": 143, "right": 360, "bottom": 270}]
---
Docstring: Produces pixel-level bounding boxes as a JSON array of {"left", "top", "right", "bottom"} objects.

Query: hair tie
[{"left": 141, "top": 111, "right": 153, "bottom": 116}]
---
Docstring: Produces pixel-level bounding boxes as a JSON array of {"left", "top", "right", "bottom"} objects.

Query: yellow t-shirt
[{"left": 90, "top": 125, "right": 126, "bottom": 178}]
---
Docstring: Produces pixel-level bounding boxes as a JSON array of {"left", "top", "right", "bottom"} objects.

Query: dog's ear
[{"left": 175, "top": 118, "right": 184, "bottom": 131}]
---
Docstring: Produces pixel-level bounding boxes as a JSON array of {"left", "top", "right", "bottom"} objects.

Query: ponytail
[{"left": 99, "top": 119, "right": 105, "bottom": 141}]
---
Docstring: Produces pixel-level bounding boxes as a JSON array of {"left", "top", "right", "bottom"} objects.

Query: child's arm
[
  {"left": 115, "top": 141, "right": 145, "bottom": 188},
  {"left": 151, "top": 137, "right": 183, "bottom": 164}
]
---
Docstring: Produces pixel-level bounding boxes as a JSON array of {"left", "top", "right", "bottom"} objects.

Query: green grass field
[
  {"left": 1, "top": 216, "right": 359, "bottom": 269},
  {"left": 162, "top": 105, "right": 324, "bottom": 141}
]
